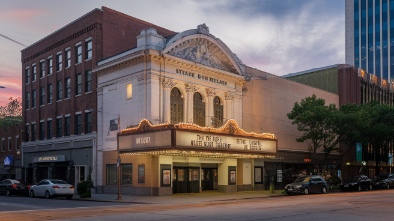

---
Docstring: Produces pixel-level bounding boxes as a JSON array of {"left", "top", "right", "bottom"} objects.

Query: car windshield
[
  {"left": 377, "top": 174, "right": 389, "bottom": 179},
  {"left": 294, "top": 176, "right": 311, "bottom": 183},
  {"left": 51, "top": 180, "right": 67, "bottom": 184}
]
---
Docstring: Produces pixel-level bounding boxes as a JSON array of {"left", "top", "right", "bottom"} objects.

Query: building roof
[{"left": 282, "top": 64, "right": 339, "bottom": 78}]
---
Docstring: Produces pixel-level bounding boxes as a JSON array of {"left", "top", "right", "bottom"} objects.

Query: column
[
  {"left": 185, "top": 83, "right": 198, "bottom": 123},
  {"left": 162, "top": 78, "right": 176, "bottom": 123},
  {"left": 225, "top": 92, "right": 234, "bottom": 120}
]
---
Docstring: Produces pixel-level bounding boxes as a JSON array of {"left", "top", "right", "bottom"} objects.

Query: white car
[{"left": 29, "top": 179, "right": 74, "bottom": 199}]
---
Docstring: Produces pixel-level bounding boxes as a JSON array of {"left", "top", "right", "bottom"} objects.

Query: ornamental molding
[
  {"left": 225, "top": 92, "right": 234, "bottom": 100},
  {"left": 163, "top": 78, "right": 177, "bottom": 89},
  {"left": 185, "top": 83, "right": 198, "bottom": 93},
  {"left": 205, "top": 88, "right": 216, "bottom": 97}
]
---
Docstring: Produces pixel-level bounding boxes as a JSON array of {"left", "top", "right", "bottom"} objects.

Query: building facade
[
  {"left": 345, "top": 0, "right": 394, "bottom": 82},
  {"left": 0, "top": 123, "right": 22, "bottom": 180},
  {"left": 95, "top": 24, "right": 341, "bottom": 196},
  {"left": 20, "top": 7, "right": 176, "bottom": 186}
]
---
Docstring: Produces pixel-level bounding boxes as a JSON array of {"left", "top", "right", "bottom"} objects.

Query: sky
[{"left": 0, "top": 0, "right": 345, "bottom": 106}]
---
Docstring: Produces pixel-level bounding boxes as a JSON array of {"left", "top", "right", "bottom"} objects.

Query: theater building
[{"left": 95, "top": 24, "right": 340, "bottom": 195}]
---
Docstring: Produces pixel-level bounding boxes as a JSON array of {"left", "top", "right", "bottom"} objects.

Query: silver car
[{"left": 29, "top": 179, "right": 74, "bottom": 199}]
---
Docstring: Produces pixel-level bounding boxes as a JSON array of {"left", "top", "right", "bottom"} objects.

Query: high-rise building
[{"left": 345, "top": 0, "right": 394, "bottom": 82}]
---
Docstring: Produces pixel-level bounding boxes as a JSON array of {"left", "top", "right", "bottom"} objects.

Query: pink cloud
[
  {"left": 0, "top": 9, "right": 45, "bottom": 22},
  {"left": 0, "top": 77, "right": 22, "bottom": 106}
]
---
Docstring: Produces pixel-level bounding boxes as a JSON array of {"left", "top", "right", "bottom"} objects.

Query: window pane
[
  {"left": 106, "top": 165, "right": 117, "bottom": 185},
  {"left": 121, "top": 164, "right": 132, "bottom": 184}
]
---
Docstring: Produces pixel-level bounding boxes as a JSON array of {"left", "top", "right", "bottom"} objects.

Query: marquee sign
[{"left": 33, "top": 155, "right": 66, "bottom": 163}]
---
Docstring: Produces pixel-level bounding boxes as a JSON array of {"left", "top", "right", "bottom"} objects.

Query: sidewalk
[{"left": 73, "top": 190, "right": 286, "bottom": 204}]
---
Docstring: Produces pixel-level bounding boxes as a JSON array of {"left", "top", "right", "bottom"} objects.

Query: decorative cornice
[
  {"left": 163, "top": 78, "right": 177, "bottom": 89},
  {"left": 205, "top": 88, "right": 216, "bottom": 97},
  {"left": 225, "top": 92, "right": 234, "bottom": 100},
  {"left": 185, "top": 83, "right": 198, "bottom": 93}
]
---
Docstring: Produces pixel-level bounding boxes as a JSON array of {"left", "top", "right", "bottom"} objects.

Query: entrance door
[
  {"left": 173, "top": 167, "right": 200, "bottom": 193},
  {"left": 202, "top": 169, "right": 218, "bottom": 190},
  {"left": 74, "top": 166, "right": 86, "bottom": 188}
]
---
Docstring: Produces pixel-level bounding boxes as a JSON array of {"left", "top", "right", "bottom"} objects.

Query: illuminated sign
[
  {"left": 3, "top": 156, "right": 14, "bottom": 168},
  {"left": 119, "top": 131, "right": 172, "bottom": 151},
  {"left": 33, "top": 155, "right": 65, "bottom": 162},
  {"left": 176, "top": 131, "right": 276, "bottom": 154}
]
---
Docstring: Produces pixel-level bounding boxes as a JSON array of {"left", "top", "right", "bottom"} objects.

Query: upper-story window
[
  {"left": 170, "top": 87, "right": 184, "bottom": 124},
  {"left": 64, "top": 116, "right": 71, "bottom": 136},
  {"left": 65, "top": 48, "right": 71, "bottom": 68},
  {"left": 47, "top": 57, "right": 53, "bottom": 75},
  {"left": 85, "top": 38, "right": 92, "bottom": 60},
  {"left": 75, "top": 43, "right": 82, "bottom": 64},
  {"left": 85, "top": 112, "right": 92, "bottom": 133},
  {"left": 57, "top": 80, "right": 63, "bottom": 101},
  {"left": 15, "top": 137, "right": 20, "bottom": 150},
  {"left": 76, "top": 73, "right": 82, "bottom": 95},
  {"left": 193, "top": 92, "right": 205, "bottom": 127},
  {"left": 212, "top": 96, "right": 223, "bottom": 128},
  {"left": 56, "top": 52, "right": 62, "bottom": 72},
  {"left": 47, "top": 120, "right": 52, "bottom": 139},
  {"left": 40, "top": 86, "right": 45, "bottom": 106},
  {"left": 32, "top": 89, "right": 36, "bottom": 108},
  {"left": 39, "top": 121, "right": 45, "bottom": 140},
  {"left": 32, "top": 64, "right": 37, "bottom": 82},
  {"left": 47, "top": 83, "right": 52, "bottom": 104},
  {"left": 85, "top": 70, "right": 92, "bottom": 93},
  {"left": 56, "top": 118, "right": 62, "bottom": 138},
  {"left": 31, "top": 123, "right": 36, "bottom": 141},
  {"left": 75, "top": 114, "right": 82, "bottom": 135},
  {"left": 65, "top": 78, "right": 71, "bottom": 99},
  {"left": 26, "top": 92, "right": 30, "bottom": 109},
  {"left": 25, "top": 67, "right": 30, "bottom": 84},
  {"left": 7, "top": 138, "right": 11, "bottom": 151},
  {"left": 25, "top": 125, "right": 30, "bottom": 142},
  {"left": 40, "top": 60, "right": 45, "bottom": 78},
  {"left": 126, "top": 84, "right": 132, "bottom": 99}
]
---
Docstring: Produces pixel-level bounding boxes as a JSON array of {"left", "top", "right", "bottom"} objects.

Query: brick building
[
  {"left": 0, "top": 123, "right": 22, "bottom": 180},
  {"left": 21, "top": 7, "right": 176, "bottom": 186}
]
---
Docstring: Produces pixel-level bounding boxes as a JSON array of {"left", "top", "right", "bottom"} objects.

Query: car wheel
[
  {"left": 29, "top": 190, "right": 35, "bottom": 198},
  {"left": 321, "top": 186, "right": 327, "bottom": 194},
  {"left": 304, "top": 188, "right": 309, "bottom": 195},
  {"left": 66, "top": 195, "right": 73, "bottom": 200},
  {"left": 45, "top": 191, "right": 51, "bottom": 199},
  {"left": 358, "top": 185, "right": 362, "bottom": 191},
  {"left": 6, "top": 189, "right": 11, "bottom": 197}
]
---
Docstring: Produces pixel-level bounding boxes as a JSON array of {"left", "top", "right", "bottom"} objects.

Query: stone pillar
[
  {"left": 205, "top": 88, "right": 216, "bottom": 127},
  {"left": 162, "top": 79, "right": 176, "bottom": 123},
  {"left": 225, "top": 92, "right": 234, "bottom": 120},
  {"left": 185, "top": 83, "right": 198, "bottom": 123},
  {"left": 218, "top": 159, "right": 237, "bottom": 193}
]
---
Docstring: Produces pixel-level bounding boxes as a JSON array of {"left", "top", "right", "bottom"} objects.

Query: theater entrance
[
  {"left": 172, "top": 167, "right": 200, "bottom": 193},
  {"left": 201, "top": 168, "right": 218, "bottom": 190}
]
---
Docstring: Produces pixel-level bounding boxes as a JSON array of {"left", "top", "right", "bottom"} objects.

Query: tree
[
  {"left": 0, "top": 97, "right": 22, "bottom": 128},
  {"left": 287, "top": 95, "right": 341, "bottom": 165}
]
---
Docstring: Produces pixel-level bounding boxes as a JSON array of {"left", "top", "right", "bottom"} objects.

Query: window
[
  {"left": 47, "top": 120, "right": 52, "bottom": 139},
  {"left": 39, "top": 122, "right": 45, "bottom": 140},
  {"left": 75, "top": 114, "right": 82, "bottom": 135},
  {"left": 56, "top": 118, "right": 62, "bottom": 137},
  {"left": 65, "top": 116, "right": 70, "bottom": 136},
  {"left": 56, "top": 52, "right": 62, "bottom": 72},
  {"left": 25, "top": 125, "right": 30, "bottom": 141},
  {"left": 106, "top": 164, "right": 132, "bottom": 185},
  {"left": 65, "top": 78, "right": 71, "bottom": 99},
  {"left": 40, "top": 86, "right": 45, "bottom": 106},
  {"left": 212, "top": 96, "right": 223, "bottom": 128},
  {"left": 65, "top": 48, "right": 71, "bottom": 68},
  {"left": 126, "top": 84, "right": 132, "bottom": 99},
  {"left": 32, "top": 64, "right": 36, "bottom": 81},
  {"left": 8, "top": 138, "right": 11, "bottom": 151},
  {"left": 170, "top": 88, "right": 184, "bottom": 124},
  {"left": 193, "top": 92, "right": 205, "bottom": 127},
  {"left": 85, "top": 112, "right": 92, "bottom": 133},
  {"left": 25, "top": 67, "right": 30, "bottom": 84},
  {"left": 40, "top": 60, "right": 45, "bottom": 78},
  {"left": 47, "top": 83, "right": 52, "bottom": 103},
  {"left": 31, "top": 123, "right": 36, "bottom": 141},
  {"left": 76, "top": 74, "right": 82, "bottom": 95},
  {"left": 76, "top": 44, "right": 82, "bottom": 63},
  {"left": 85, "top": 39, "right": 92, "bottom": 60},
  {"left": 25, "top": 92, "right": 30, "bottom": 109},
  {"left": 47, "top": 57, "right": 53, "bottom": 75},
  {"left": 1, "top": 139, "right": 4, "bottom": 152},
  {"left": 57, "top": 80, "right": 62, "bottom": 100},
  {"left": 32, "top": 89, "right": 36, "bottom": 108},
  {"left": 15, "top": 137, "right": 20, "bottom": 150},
  {"left": 85, "top": 70, "right": 92, "bottom": 93}
]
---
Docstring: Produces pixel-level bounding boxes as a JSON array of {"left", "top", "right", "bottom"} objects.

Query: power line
[{"left": 0, "top": 33, "right": 26, "bottom": 47}]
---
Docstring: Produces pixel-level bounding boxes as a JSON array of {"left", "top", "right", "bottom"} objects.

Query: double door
[
  {"left": 173, "top": 167, "right": 199, "bottom": 193},
  {"left": 202, "top": 169, "right": 218, "bottom": 190}
]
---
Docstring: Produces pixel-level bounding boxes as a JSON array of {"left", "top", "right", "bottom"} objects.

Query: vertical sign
[
  {"left": 356, "top": 143, "right": 362, "bottom": 162},
  {"left": 277, "top": 170, "right": 282, "bottom": 183}
]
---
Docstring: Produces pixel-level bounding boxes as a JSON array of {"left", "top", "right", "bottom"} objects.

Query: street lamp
[{"left": 116, "top": 116, "right": 122, "bottom": 200}]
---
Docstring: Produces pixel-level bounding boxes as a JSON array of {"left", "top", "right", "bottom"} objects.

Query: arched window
[
  {"left": 193, "top": 92, "right": 205, "bottom": 126},
  {"left": 170, "top": 88, "right": 184, "bottom": 124},
  {"left": 212, "top": 96, "right": 223, "bottom": 128}
]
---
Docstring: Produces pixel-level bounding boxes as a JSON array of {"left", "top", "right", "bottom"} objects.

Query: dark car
[
  {"left": 0, "top": 179, "right": 30, "bottom": 196},
  {"left": 340, "top": 175, "right": 372, "bottom": 191},
  {"left": 372, "top": 174, "right": 394, "bottom": 189},
  {"left": 285, "top": 175, "right": 328, "bottom": 195}
]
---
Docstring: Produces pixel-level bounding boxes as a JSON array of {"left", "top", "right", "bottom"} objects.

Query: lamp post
[{"left": 116, "top": 116, "right": 122, "bottom": 200}]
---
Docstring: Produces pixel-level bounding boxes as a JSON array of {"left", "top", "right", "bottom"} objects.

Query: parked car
[
  {"left": 340, "top": 175, "right": 372, "bottom": 191},
  {"left": 285, "top": 175, "right": 328, "bottom": 195},
  {"left": 0, "top": 179, "right": 30, "bottom": 196},
  {"left": 372, "top": 174, "right": 394, "bottom": 189},
  {"left": 29, "top": 179, "right": 74, "bottom": 199}
]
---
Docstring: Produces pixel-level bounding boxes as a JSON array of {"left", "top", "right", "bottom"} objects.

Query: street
[{"left": 1, "top": 190, "right": 393, "bottom": 221}]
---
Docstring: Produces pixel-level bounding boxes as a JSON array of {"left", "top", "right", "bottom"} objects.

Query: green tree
[{"left": 0, "top": 97, "right": 22, "bottom": 128}]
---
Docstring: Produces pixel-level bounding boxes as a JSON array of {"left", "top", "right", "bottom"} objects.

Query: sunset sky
[{"left": 0, "top": 0, "right": 345, "bottom": 106}]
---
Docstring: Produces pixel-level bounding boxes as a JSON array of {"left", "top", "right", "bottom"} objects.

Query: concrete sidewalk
[{"left": 73, "top": 190, "right": 286, "bottom": 204}]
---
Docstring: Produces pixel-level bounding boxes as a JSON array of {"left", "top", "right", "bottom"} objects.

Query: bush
[{"left": 77, "top": 180, "right": 93, "bottom": 198}]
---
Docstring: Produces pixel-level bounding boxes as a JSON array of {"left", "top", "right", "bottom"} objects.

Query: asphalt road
[{"left": 1, "top": 190, "right": 394, "bottom": 221}]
